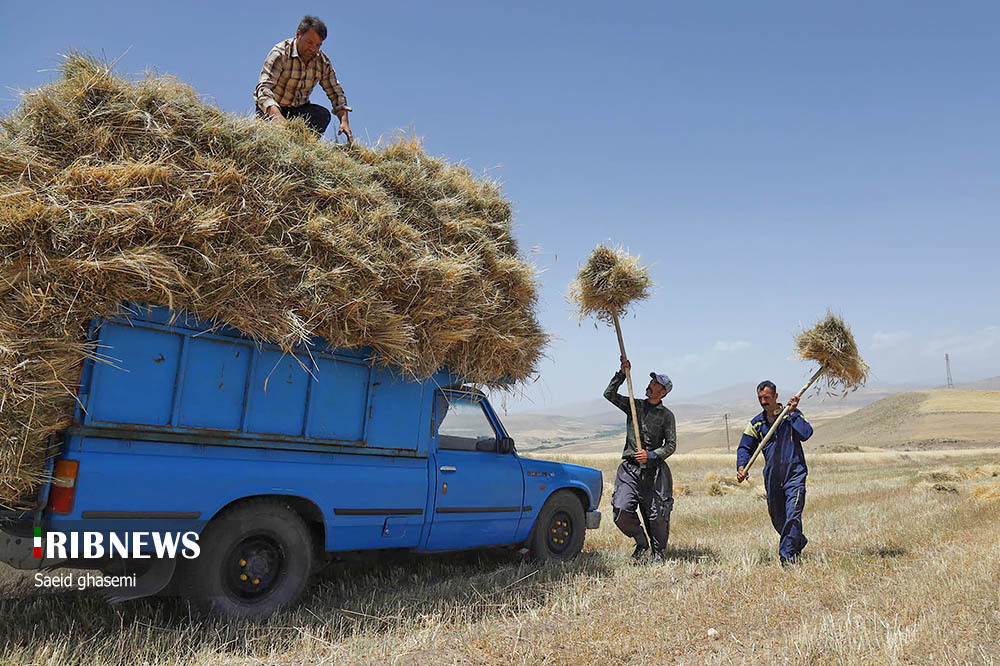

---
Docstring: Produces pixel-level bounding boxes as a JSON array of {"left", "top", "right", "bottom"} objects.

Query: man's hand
[
  {"left": 620, "top": 356, "right": 631, "bottom": 374},
  {"left": 336, "top": 110, "right": 353, "bottom": 142},
  {"left": 736, "top": 466, "right": 748, "bottom": 484},
  {"left": 634, "top": 449, "right": 648, "bottom": 464},
  {"left": 267, "top": 106, "right": 285, "bottom": 125},
  {"left": 787, "top": 395, "right": 800, "bottom": 415}
]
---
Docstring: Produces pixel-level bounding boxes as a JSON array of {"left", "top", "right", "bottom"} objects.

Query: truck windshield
[{"left": 436, "top": 395, "right": 498, "bottom": 452}]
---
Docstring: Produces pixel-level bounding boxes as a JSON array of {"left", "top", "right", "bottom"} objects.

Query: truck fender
[{"left": 542, "top": 481, "right": 594, "bottom": 513}]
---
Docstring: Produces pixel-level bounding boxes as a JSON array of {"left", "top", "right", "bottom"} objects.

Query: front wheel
[
  {"left": 530, "top": 490, "right": 586, "bottom": 562},
  {"left": 174, "top": 499, "right": 314, "bottom": 619}
]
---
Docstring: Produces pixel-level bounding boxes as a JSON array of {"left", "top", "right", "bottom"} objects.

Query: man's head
[
  {"left": 646, "top": 372, "right": 672, "bottom": 404},
  {"left": 756, "top": 380, "right": 778, "bottom": 412},
  {"left": 296, "top": 16, "right": 328, "bottom": 64}
]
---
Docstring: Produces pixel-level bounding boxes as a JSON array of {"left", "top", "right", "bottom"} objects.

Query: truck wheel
[
  {"left": 176, "top": 499, "right": 314, "bottom": 619},
  {"left": 530, "top": 490, "right": 586, "bottom": 562}
]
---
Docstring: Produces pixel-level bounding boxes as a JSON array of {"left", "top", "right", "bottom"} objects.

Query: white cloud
[
  {"left": 713, "top": 340, "right": 750, "bottom": 354},
  {"left": 922, "top": 326, "right": 1000, "bottom": 357},
  {"left": 871, "top": 330, "right": 912, "bottom": 350},
  {"left": 664, "top": 352, "right": 702, "bottom": 372},
  {"left": 664, "top": 340, "right": 751, "bottom": 373}
]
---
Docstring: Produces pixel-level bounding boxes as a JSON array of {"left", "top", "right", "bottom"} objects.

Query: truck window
[{"left": 437, "top": 395, "right": 498, "bottom": 452}]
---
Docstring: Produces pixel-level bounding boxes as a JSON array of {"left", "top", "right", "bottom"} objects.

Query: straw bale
[
  {"left": 919, "top": 468, "right": 962, "bottom": 483},
  {"left": 972, "top": 485, "right": 1000, "bottom": 503},
  {"left": 795, "top": 312, "right": 869, "bottom": 393},
  {"left": 568, "top": 244, "right": 652, "bottom": 324},
  {"left": 0, "top": 54, "right": 547, "bottom": 507}
]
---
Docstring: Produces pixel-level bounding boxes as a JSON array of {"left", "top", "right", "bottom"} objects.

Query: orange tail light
[{"left": 47, "top": 460, "right": 80, "bottom": 515}]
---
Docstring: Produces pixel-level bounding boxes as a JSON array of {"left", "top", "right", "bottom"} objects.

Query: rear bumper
[{"left": 585, "top": 510, "right": 601, "bottom": 530}]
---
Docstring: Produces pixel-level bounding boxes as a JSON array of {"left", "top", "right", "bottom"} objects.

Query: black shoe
[
  {"left": 631, "top": 544, "right": 649, "bottom": 561},
  {"left": 651, "top": 549, "right": 666, "bottom": 563}
]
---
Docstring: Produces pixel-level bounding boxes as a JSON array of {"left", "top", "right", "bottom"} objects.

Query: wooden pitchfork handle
[
  {"left": 612, "top": 313, "right": 646, "bottom": 470},
  {"left": 743, "top": 365, "right": 825, "bottom": 475}
]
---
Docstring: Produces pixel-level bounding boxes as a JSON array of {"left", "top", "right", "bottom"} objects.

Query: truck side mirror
[{"left": 498, "top": 436, "right": 515, "bottom": 454}]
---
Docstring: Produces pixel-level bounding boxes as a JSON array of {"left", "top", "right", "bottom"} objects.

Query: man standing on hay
[
  {"left": 255, "top": 15, "right": 353, "bottom": 140},
  {"left": 735, "top": 381, "right": 813, "bottom": 565},
  {"left": 605, "top": 358, "right": 676, "bottom": 562}
]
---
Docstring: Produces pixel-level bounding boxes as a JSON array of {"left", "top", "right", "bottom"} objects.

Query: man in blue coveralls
[{"left": 735, "top": 380, "right": 813, "bottom": 565}]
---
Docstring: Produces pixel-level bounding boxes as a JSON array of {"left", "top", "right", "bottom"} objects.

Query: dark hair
[
  {"left": 756, "top": 380, "right": 777, "bottom": 394},
  {"left": 297, "top": 16, "right": 328, "bottom": 40}
]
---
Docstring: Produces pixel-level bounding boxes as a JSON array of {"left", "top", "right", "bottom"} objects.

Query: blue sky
[{"left": 3, "top": 1, "right": 998, "bottom": 411}]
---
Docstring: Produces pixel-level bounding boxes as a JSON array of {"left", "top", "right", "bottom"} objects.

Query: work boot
[{"left": 630, "top": 543, "right": 649, "bottom": 561}]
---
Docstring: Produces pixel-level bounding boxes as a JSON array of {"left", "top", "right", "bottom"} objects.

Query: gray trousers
[{"left": 612, "top": 458, "right": 673, "bottom": 552}]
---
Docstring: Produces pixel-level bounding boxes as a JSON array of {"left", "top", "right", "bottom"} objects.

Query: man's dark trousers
[
  {"left": 612, "top": 457, "right": 672, "bottom": 553},
  {"left": 256, "top": 103, "right": 331, "bottom": 135},
  {"left": 767, "top": 471, "right": 807, "bottom": 562}
]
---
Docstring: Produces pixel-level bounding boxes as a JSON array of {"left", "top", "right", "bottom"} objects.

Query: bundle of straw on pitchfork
[
  {"left": 742, "top": 311, "right": 870, "bottom": 475},
  {"left": 569, "top": 244, "right": 653, "bottom": 463}
]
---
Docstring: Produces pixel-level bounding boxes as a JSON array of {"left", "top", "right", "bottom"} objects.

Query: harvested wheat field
[
  {"left": 1, "top": 449, "right": 997, "bottom": 665},
  {"left": 0, "top": 55, "right": 545, "bottom": 507}
]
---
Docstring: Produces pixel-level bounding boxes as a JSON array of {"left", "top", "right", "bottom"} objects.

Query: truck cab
[{"left": 0, "top": 304, "right": 601, "bottom": 618}]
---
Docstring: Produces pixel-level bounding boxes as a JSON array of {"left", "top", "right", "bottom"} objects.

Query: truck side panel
[
  {"left": 55, "top": 436, "right": 430, "bottom": 551},
  {"left": 83, "top": 308, "right": 426, "bottom": 454}
]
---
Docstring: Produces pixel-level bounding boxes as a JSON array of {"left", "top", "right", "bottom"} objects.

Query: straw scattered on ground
[
  {"left": 0, "top": 53, "right": 547, "bottom": 507},
  {"left": 795, "top": 311, "right": 870, "bottom": 394},
  {"left": 3, "top": 450, "right": 998, "bottom": 665},
  {"left": 568, "top": 244, "right": 652, "bottom": 324}
]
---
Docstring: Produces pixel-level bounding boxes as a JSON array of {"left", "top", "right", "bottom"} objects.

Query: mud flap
[{"left": 105, "top": 557, "right": 177, "bottom": 603}]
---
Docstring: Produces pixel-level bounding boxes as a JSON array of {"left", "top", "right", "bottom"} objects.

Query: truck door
[{"left": 426, "top": 392, "right": 524, "bottom": 550}]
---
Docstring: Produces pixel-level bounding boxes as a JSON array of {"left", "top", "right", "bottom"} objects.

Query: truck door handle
[{"left": 439, "top": 465, "right": 457, "bottom": 472}]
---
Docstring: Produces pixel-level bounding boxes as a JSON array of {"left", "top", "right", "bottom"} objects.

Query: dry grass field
[{"left": 1, "top": 448, "right": 998, "bottom": 665}]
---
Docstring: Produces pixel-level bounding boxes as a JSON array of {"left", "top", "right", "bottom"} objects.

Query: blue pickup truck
[{"left": 0, "top": 304, "right": 602, "bottom": 618}]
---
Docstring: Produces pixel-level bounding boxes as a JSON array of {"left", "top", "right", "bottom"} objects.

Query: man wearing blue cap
[{"left": 604, "top": 357, "right": 676, "bottom": 562}]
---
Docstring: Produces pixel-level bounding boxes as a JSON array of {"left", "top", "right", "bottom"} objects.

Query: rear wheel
[
  {"left": 175, "top": 499, "right": 313, "bottom": 619},
  {"left": 530, "top": 490, "right": 586, "bottom": 562}
]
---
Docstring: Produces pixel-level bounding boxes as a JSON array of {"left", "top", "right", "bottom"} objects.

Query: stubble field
[{"left": 1, "top": 449, "right": 998, "bottom": 665}]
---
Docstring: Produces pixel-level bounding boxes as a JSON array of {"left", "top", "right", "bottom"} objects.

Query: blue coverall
[{"left": 736, "top": 406, "right": 813, "bottom": 563}]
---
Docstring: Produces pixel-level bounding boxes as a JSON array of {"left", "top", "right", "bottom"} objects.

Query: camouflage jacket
[{"left": 604, "top": 371, "right": 677, "bottom": 461}]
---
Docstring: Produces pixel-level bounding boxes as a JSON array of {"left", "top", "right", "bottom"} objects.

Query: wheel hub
[
  {"left": 547, "top": 510, "right": 573, "bottom": 554},
  {"left": 224, "top": 534, "right": 285, "bottom": 599}
]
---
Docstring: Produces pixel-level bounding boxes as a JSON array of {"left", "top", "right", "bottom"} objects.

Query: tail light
[{"left": 47, "top": 460, "right": 80, "bottom": 514}]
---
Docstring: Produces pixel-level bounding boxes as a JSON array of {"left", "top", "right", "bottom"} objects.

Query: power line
[{"left": 945, "top": 353, "right": 955, "bottom": 389}]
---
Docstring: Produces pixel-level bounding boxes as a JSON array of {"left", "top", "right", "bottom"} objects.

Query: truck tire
[
  {"left": 530, "top": 490, "right": 586, "bottom": 562},
  {"left": 175, "top": 499, "right": 314, "bottom": 619}
]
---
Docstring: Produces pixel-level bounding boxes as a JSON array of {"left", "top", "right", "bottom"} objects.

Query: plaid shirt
[{"left": 255, "top": 38, "right": 349, "bottom": 113}]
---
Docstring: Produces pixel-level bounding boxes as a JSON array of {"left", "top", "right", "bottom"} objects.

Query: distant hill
[
  {"left": 505, "top": 381, "right": 1000, "bottom": 455},
  {"left": 806, "top": 388, "right": 1000, "bottom": 451},
  {"left": 955, "top": 376, "right": 1000, "bottom": 391}
]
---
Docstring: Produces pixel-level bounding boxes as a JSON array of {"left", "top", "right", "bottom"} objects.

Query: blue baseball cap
[{"left": 650, "top": 372, "right": 673, "bottom": 394}]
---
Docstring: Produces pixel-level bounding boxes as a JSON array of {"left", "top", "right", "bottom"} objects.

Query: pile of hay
[
  {"left": 972, "top": 485, "right": 1000, "bottom": 503},
  {"left": 795, "top": 312, "right": 870, "bottom": 394},
  {"left": 0, "top": 54, "right": 546, "bottom": 507},
  {"left": 568, "top": 244, "right": 652, "bottom": 324}
]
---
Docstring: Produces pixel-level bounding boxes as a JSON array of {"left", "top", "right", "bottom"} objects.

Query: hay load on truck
[
  {"left": 0, "top": 304, "right": 602, "bottom": 618},
  {"left": 0, "top": 56, "right": 601, "bottom": 617}
]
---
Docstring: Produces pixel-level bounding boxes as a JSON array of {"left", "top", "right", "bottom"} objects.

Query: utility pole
[
  {"left": 723, "top": 413, "right": 731, "bottom": 452},
  {"left": 945, "top": 353, "right": 954, "bottom": 389}
]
